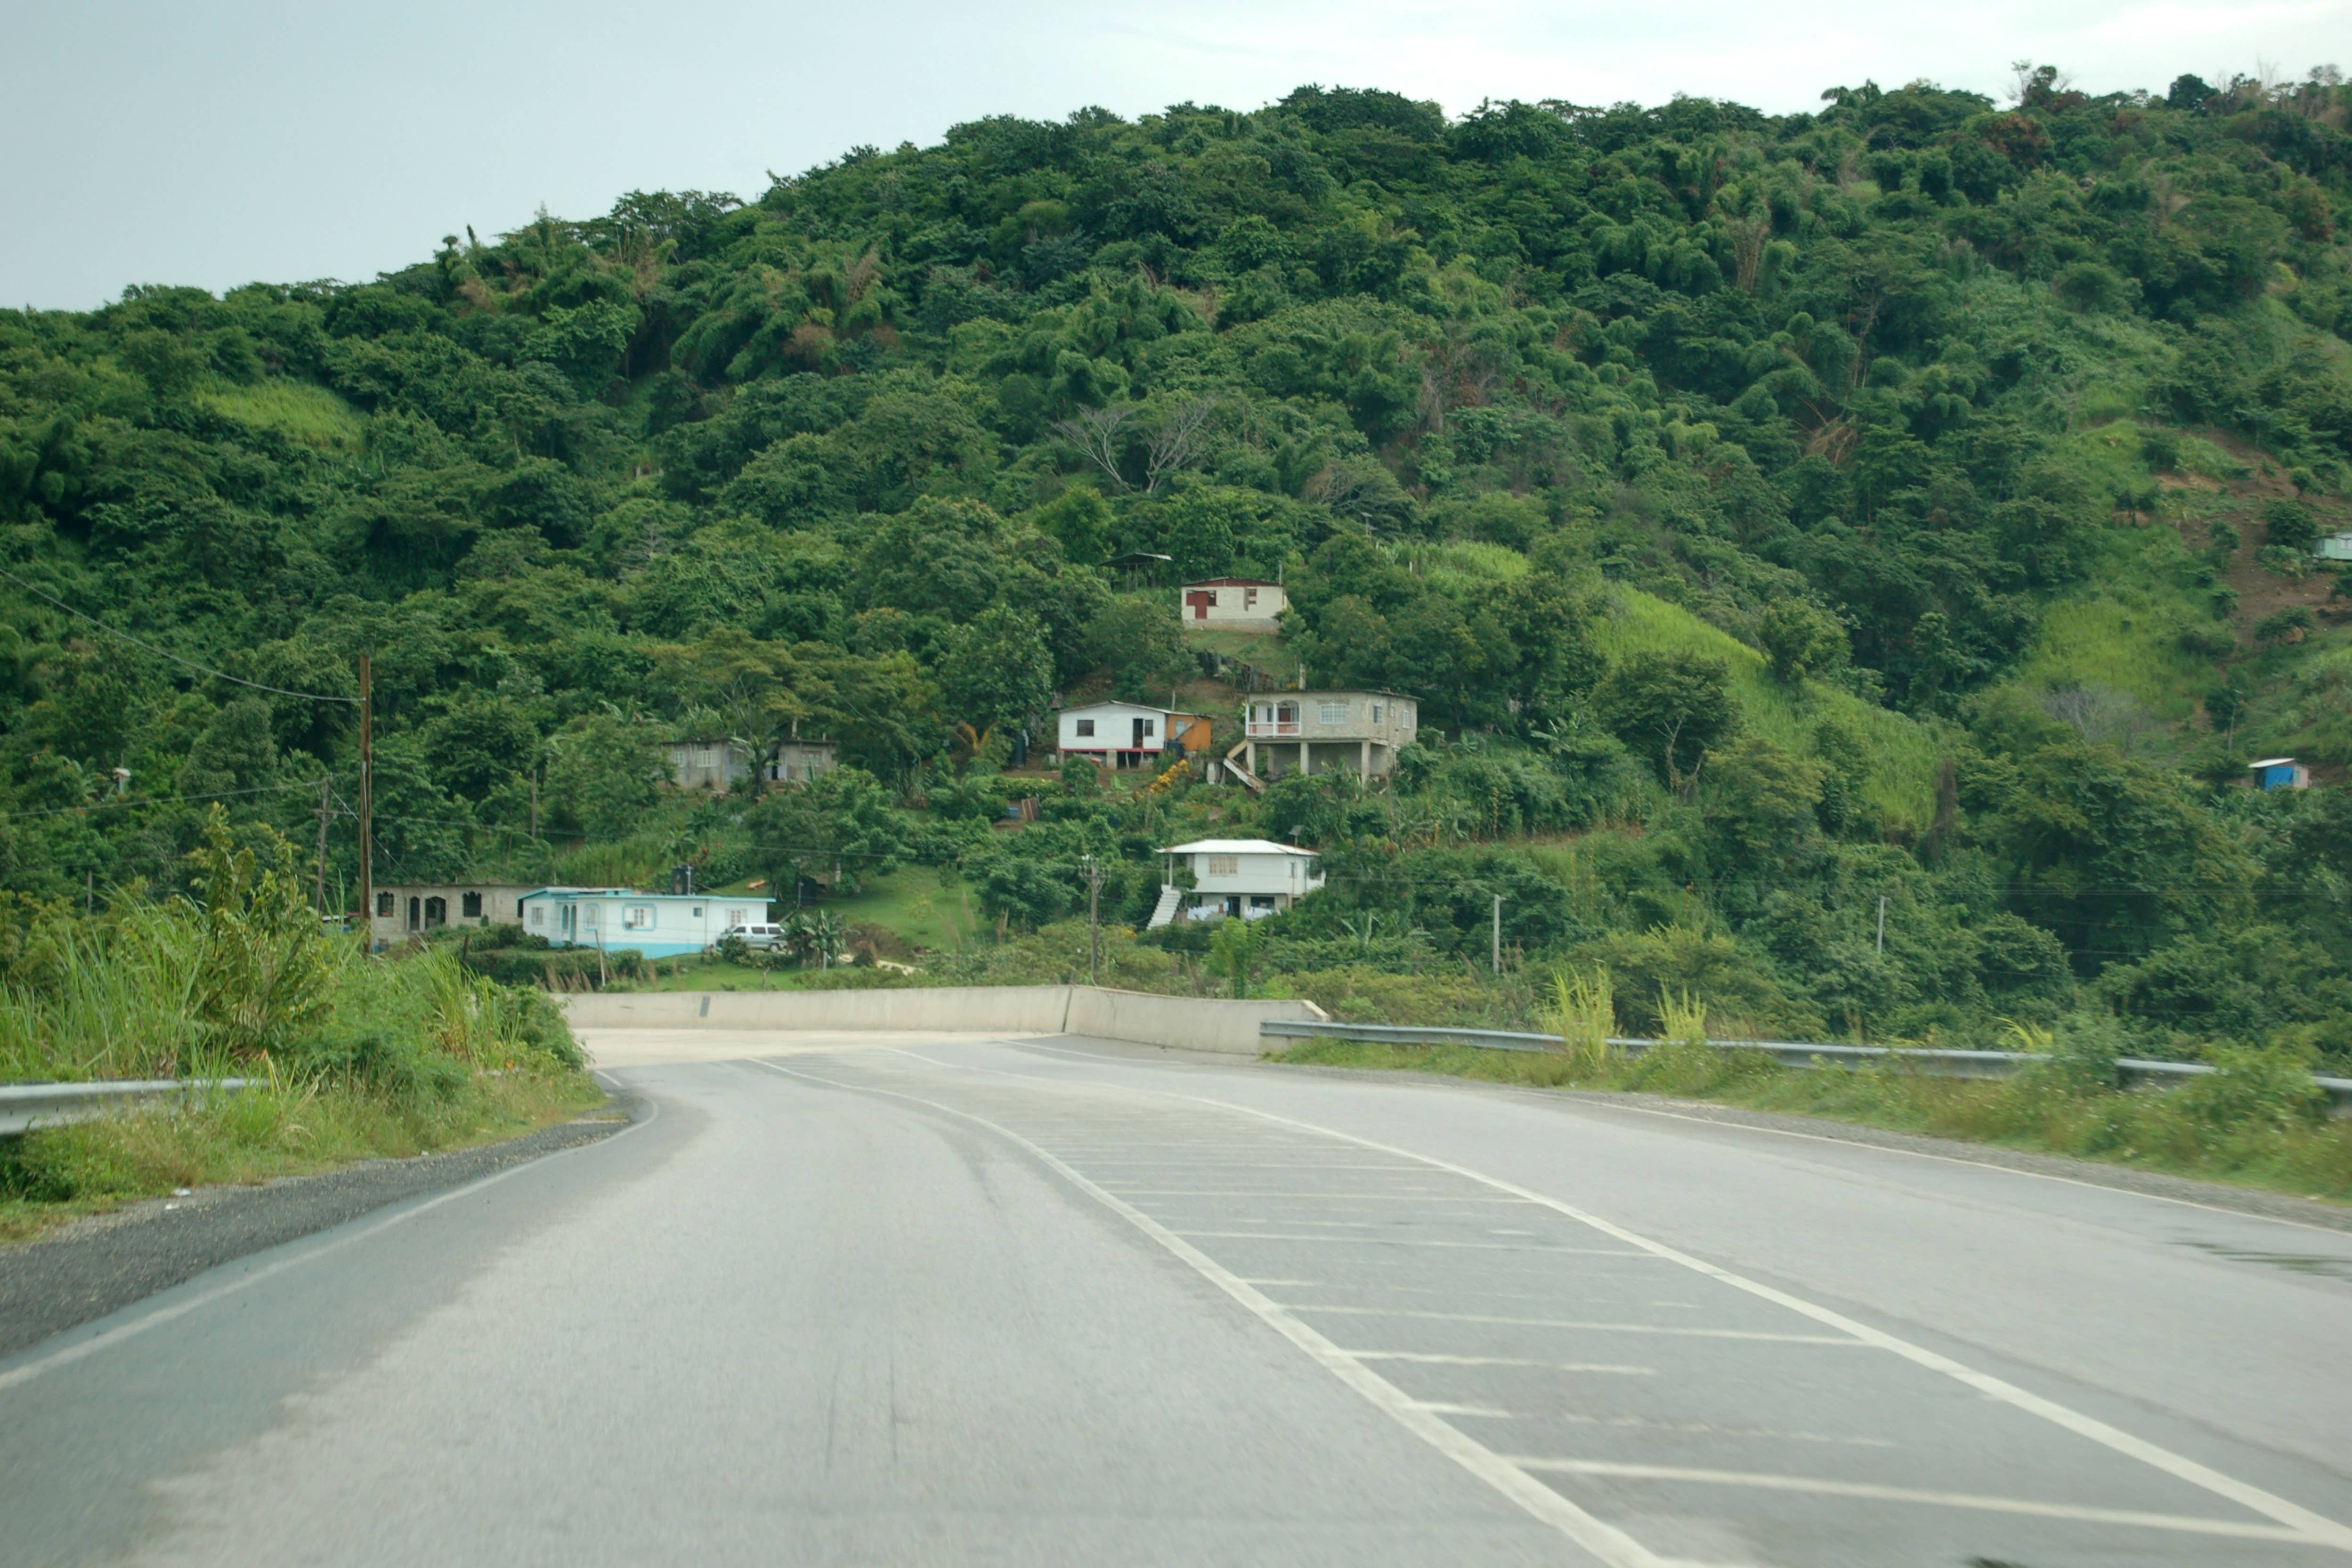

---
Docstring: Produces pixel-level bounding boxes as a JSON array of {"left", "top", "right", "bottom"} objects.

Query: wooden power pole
[
  {"left": 358, "top": 654, "right": 373, "bottom": 947},
  {"left": 315, "top": 777, "right": 332, "bottom": 914}
]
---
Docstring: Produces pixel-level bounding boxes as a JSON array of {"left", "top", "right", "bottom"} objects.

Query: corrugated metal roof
[{"left": 1158, "top": 838, "right": 1318, "bottom": 856}]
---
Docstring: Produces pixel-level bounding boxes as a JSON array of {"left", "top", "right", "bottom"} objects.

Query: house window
[
  {"left": 376, "top": 892, "right": 394, "bottom": 918},
  {"left": 728, "top": 908, "right": 748, "bottom": 927},
  {"left": 1076, "top": 719, "right": 1095, "bottom": 737},
  {"left": 461, "top": 892, "right": 482, "bottom": 918},
  {"left": 1207, "top": 855, "right": 1239, "bottom": 877},
  {"left": 1371, "top": 703, "right": 1384, "bottom": 723},
  {"left": 1142, "top": 718, "right": 1156, "bottom": 736},
  {"left": 624, "top": 905, "right": 654, "bottom": 929},
  {"left": 692, "top": 906, "right": 703, "bottom": 918},
  {"left": 1244, "top": 587, "right": 1258, "bottom": 608},
  {"left": 407, "top": 897, "right": 421, "bottom": 930},
  {"left": 528, "top": 906, "right": 545, "bottom": 927},
  {"left": 424, "top": 896, "right": 447, "bottom": 926},
  {"left": 1318, "top": 701, "right": 1347, "bottom": 725}
]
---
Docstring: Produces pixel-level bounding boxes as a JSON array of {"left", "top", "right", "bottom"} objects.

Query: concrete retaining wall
[{"left": 561, "top": 986, "right": 1326, "bottom": 1056}]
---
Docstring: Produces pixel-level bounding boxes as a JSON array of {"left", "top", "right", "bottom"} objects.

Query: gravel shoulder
[{"left": 0, "top": 1103, "right": 635, "bottom": 1360}]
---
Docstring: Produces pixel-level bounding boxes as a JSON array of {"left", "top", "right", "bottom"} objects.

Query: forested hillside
[{"left": 6, "top": 67, "right": 2352, "bottom": 1062}]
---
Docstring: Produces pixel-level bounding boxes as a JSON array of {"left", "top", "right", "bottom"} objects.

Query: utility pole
[
  {"left": 358, "top": 654, "right": 373, "bottom": 949},
  {"left": 1492, "top": 894, "right": 1504, "bottom": 975},
  {"left": 314, "top": 778, "right": 332, "bottom": 915},
  {"left": 1876, "top": 894, "right": 1888, "bottom": 955},
  {"left": 528, "top": 766, "right": 539, "bottom": 841},
  {"left": 1084, "top": 854, "right": 1102, "bottom": 985}
]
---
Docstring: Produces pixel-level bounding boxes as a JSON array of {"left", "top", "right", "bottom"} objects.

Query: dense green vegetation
[
  {"left": 5, "top": 66, "right": 2352, "bottom": 1072},
  {"left": 0, "top": 810, "right": 595, "bottom": 1234}
]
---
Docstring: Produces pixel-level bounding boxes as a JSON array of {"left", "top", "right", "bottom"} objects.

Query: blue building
[
  {"left": 2249, "top": 757, "right": 2311, "bottom": 791},
  {"left": 518, "top": 887, "right": 771, "bottom": 959}
]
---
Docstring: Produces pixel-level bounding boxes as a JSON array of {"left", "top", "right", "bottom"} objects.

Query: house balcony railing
[{"left": 1246, "top": 721, "right": 1302, "bottom": 738}]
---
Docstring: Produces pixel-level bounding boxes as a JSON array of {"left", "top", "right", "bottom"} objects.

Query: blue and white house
[{"left": 518, "top": 887, "right": 771, "bottom": 959}]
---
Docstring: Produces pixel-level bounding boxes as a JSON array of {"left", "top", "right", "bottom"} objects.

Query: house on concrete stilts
[{"left": 1238, "top": 691, "right": 1417, "bottom": 783}]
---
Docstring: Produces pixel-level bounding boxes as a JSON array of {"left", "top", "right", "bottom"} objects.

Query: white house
[
  {"left": 518, "top": 887, "right": 771, "bottom": 959},
  {"left": 1056, "top": 702, "right": 1212, "bottom": 769},
  {"left": 1181, "top": 577, "right": 1286, "bottom": 626},
  {"left": 1148, "top": 838, "right": 1324, "bottom": 925},
  {"left": 2318, "top": 530, "right": 2352, "bottom": 563},
  {"left": 369, "top": 882, "right": 539, "bottom": 950}
]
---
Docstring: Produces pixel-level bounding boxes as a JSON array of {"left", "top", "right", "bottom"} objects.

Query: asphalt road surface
[{"left": 5, "top": 1029, "right": 2351, "bottom": 1568}]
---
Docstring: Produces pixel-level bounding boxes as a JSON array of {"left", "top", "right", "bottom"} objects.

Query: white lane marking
[
  {"left": 1349, "top": 1352, "right": 1657, "bottom": 1375},
  {"left": 751, "top": 1058, "right": 1678, "bottom": 1568},
  {"left": 1508, "top": 1459, "right": 2319, "bottom": 1544},
  {"left": 1022, "top": 1035, "right": 2352, "bottom": 1238},
  {"left": 1100, "top": 1189, "right": 1533, "bottom": 1202},
  {"left": 1172, "top": 1230, "right": 1647, "bottom": 1254},
  {"left": 1287, "top": 1306, "right": 1860, "bottom": 1344},
  {"left": 0, "top": 1099, "right": 658, "bottom": 1395},
  {"left": 1413, "top": 1400, "right": 1514, "bottom": 1418},
  {"left": 907, "top": 1044, "right": 2352, "bottom": 1554}
]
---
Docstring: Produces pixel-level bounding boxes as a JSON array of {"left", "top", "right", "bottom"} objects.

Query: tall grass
[
  {"left": 0, "top": 812, "right": 595, "bottom": 1237},
  {"left": 1544, "top": 968, "right": 1614, "bottom": 1073}
]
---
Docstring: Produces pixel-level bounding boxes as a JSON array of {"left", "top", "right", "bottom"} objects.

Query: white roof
[
  {"left": 2248, "top": 758, "right": 2299, "bottom": 769},
  {"left": 1061, "top": 700, "right": 1169, "bottom": 717},
  {"left": 1159, "top": 838, "right": 1318, "bottom": 857}
]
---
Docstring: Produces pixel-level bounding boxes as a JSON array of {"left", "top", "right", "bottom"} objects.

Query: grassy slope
[
  {"left": 1593, "top": 585, "right": 1946, "bottom": 822},
  {"left": 194, "top": 380, "right": 367, "bottom": 452}
]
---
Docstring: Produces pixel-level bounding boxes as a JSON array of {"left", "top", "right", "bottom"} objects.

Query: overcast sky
[{"left": 4, "top": 0, "right": 2347, "bottom": 310}]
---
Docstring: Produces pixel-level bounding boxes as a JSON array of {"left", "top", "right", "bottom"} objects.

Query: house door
[
  {"left": 1132, "top": 716, "right": 1148, "bottom": 747},
  {"left": 1185, "top": 589, "right": 1213, "bottom": 620}
]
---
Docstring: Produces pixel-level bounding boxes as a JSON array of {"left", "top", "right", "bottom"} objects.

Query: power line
[
  {"left": 0, "top": 780, "right": 321, "bottom": 821},
  {"left": 0, "top": 566, "right": 360, "bottom": 704}
]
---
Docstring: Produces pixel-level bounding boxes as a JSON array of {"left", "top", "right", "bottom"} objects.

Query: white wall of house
[
  {"left": 1058, "top": 702, "right": 1168, "bottom": 758},
  {"left": 1181, "top": 578, "right": 1286, "bottom": 625},
  {"left": 1160, "top": 839, "right": 1323, "bottom": 920}
]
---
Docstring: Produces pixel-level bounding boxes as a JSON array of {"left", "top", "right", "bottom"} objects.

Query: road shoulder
[
  {"left": 0, "top": 1103, "right": 634, "bottom": 1360},
  {"left": 1031, "top": 1036, "right": 2352, "bottom": 1235}
]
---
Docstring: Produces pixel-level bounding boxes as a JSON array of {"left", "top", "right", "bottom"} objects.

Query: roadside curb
[{"left": 0, "top": 1097, "right": 638, "bottom": 1361}]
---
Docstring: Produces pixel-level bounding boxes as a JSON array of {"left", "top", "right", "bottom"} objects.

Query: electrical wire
[{"left": 0, "top": 566, "right": 361, "bottom": 704}]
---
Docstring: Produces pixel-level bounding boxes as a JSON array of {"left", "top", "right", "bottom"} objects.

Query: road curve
[{"left": 4, "top": 1030, "right": 2349, "bottom": 1567}]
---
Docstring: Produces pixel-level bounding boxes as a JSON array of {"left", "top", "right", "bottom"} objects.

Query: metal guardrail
[
  {"left": 1258, "top": 1020, "right": 2352, "bottom": 1116},
  {"left": 0, "top": 1078, "right": 256, "bottom": 1137}
]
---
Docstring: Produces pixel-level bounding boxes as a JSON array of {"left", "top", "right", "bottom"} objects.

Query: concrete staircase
[
  {"left": 1222, "top": 742, "right": 1267, "bottom": 795},
  {"left": 1145, "top": 884, "right": 1185, "bottom": 929}
]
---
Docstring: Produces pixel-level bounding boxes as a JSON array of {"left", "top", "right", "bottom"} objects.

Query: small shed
[
  {"left": 2317, "top": 531, "right": 2352, "bottom": 563},
  {"left": 2249, "top": 757, "right": 2311, "bottom": 790},
  {"left": 1056, "top": 702, "right": 1210, "bottom": 769},
  {"left": 518, "top": 887, "right": 771, "bottom": 959},
  {"left": 1181, "top": 577, "right": 1286, "bottom": 626}
]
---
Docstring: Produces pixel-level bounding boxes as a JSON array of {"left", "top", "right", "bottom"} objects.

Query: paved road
[{"left": 5, "top": 1031, "right": 2351, "bottom": 1567}]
